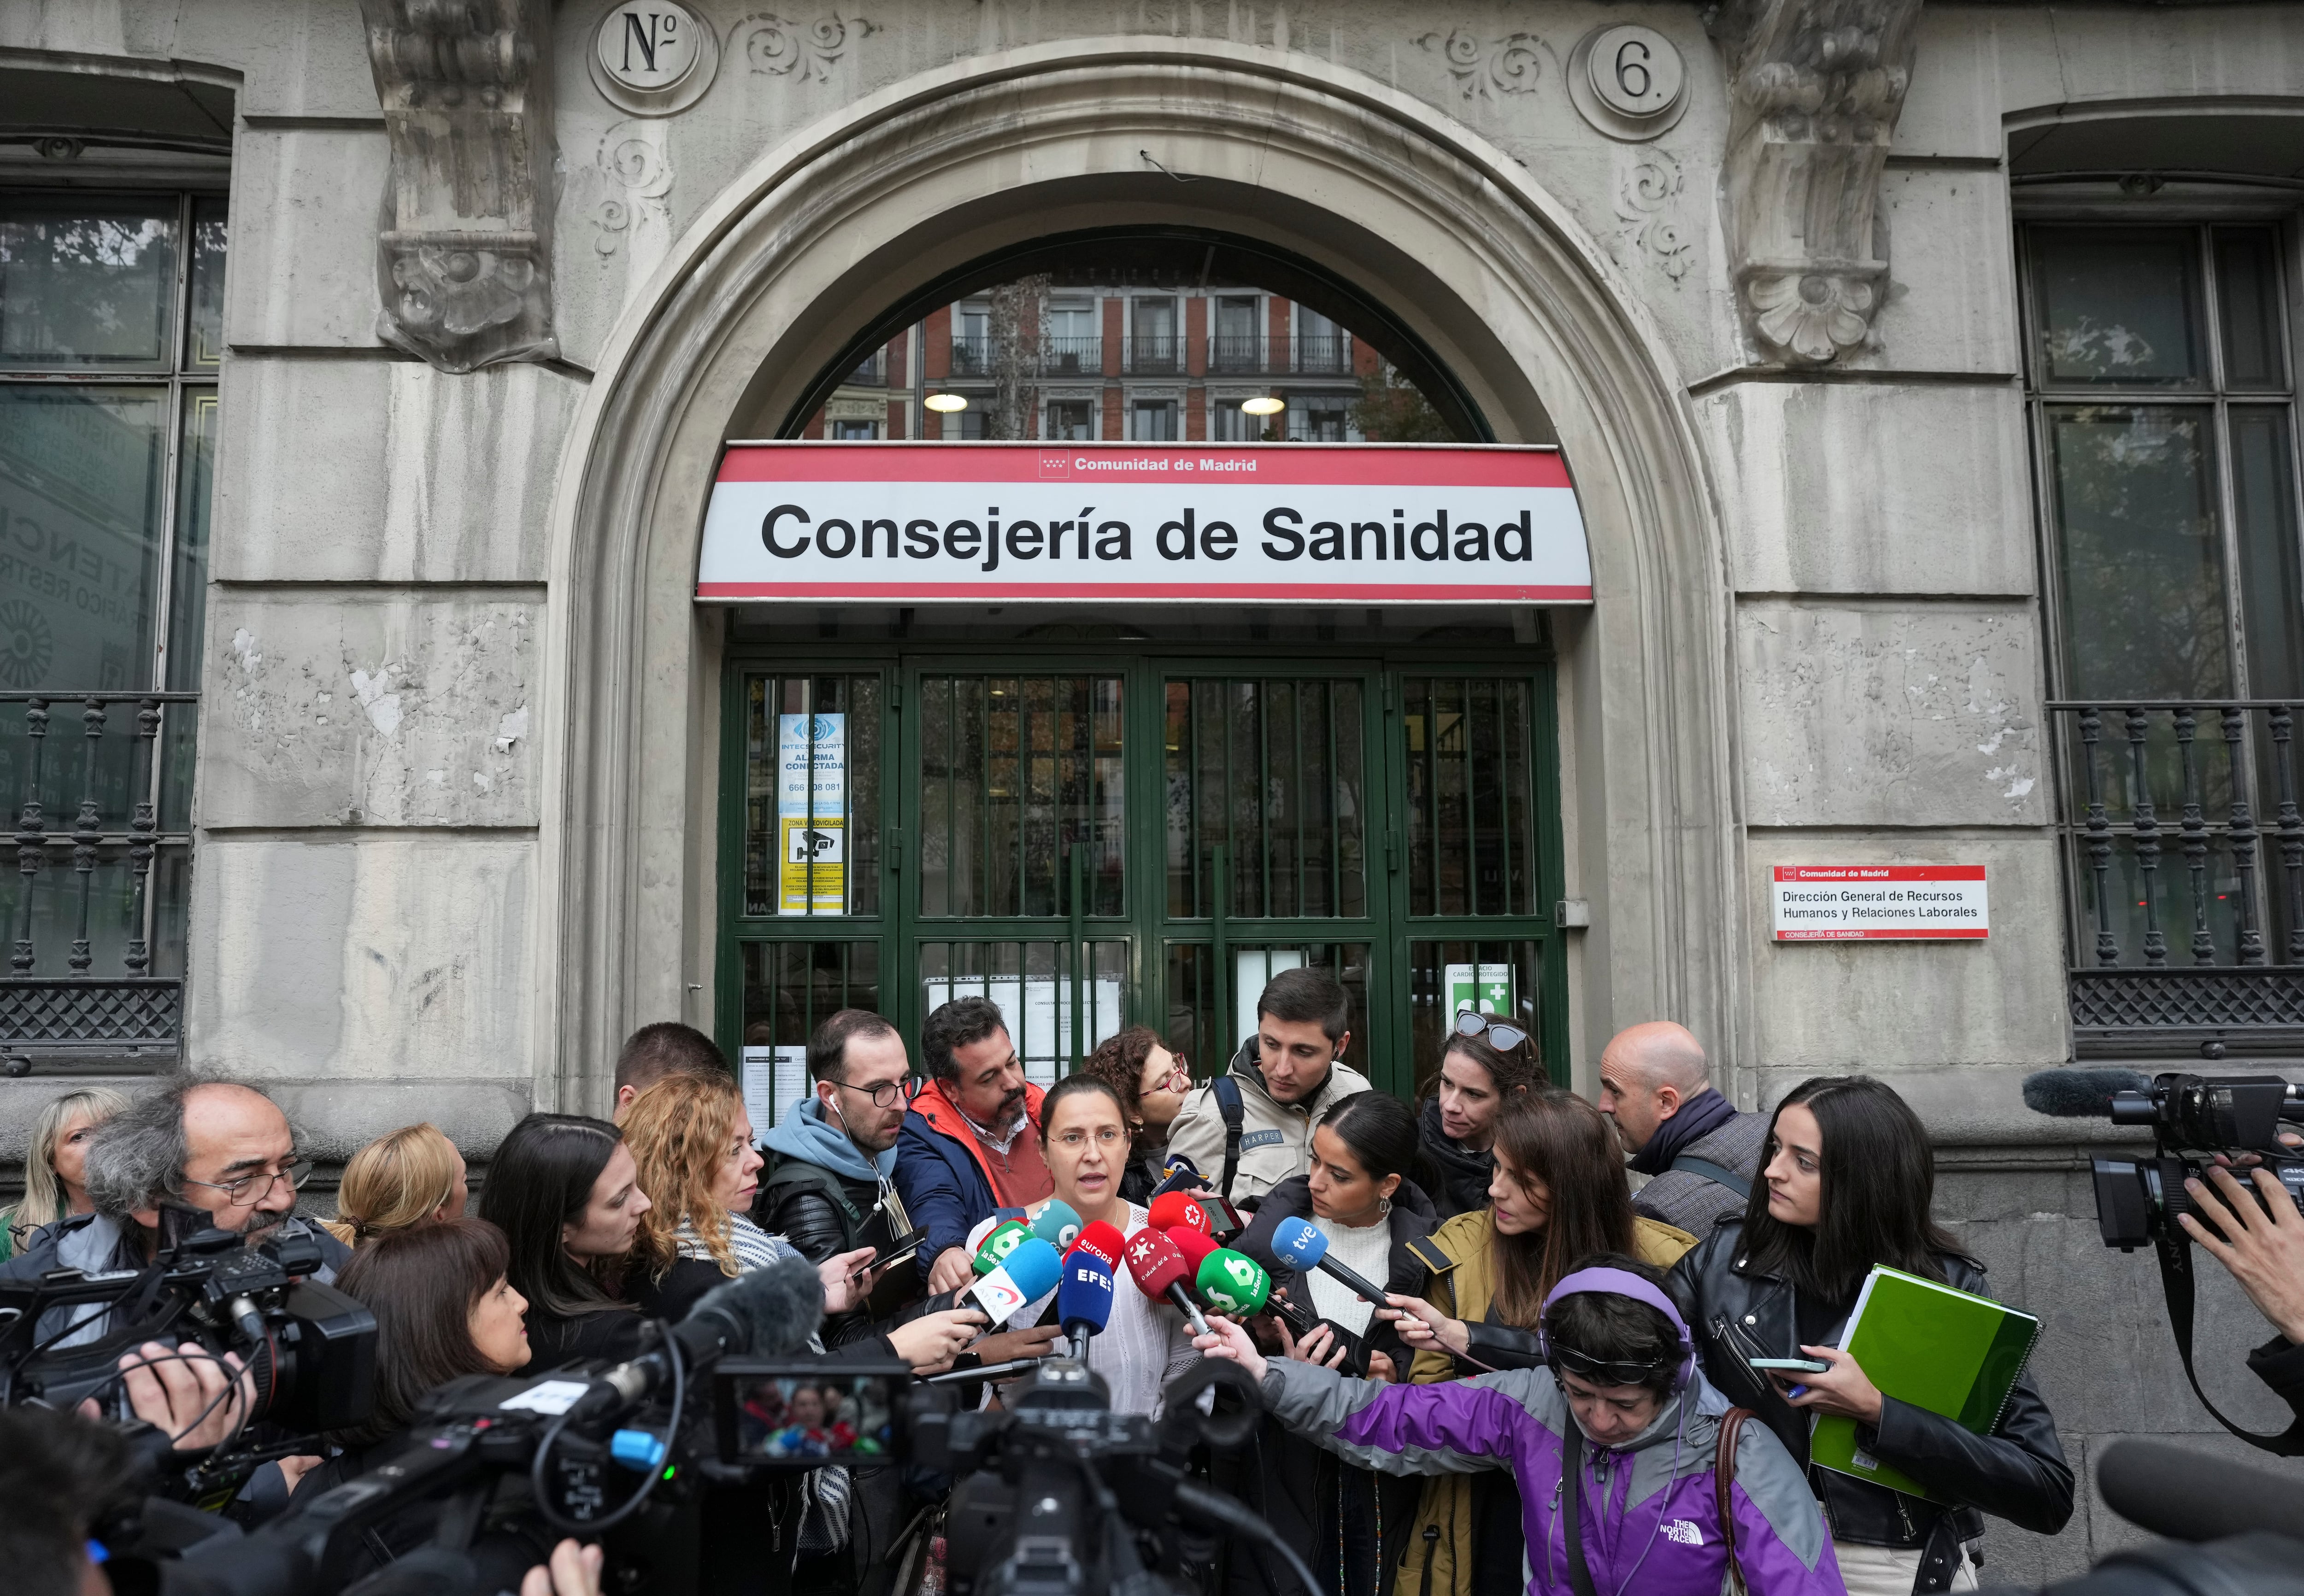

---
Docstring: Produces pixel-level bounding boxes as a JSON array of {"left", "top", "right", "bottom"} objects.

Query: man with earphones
[{"left": 1195, "top": 1253, "right": 1846, "bottom": 1596}]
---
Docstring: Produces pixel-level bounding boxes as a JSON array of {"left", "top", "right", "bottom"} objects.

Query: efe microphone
[{"left": 1057, "top": 1254, "right": 1117, "bottom": 1361}]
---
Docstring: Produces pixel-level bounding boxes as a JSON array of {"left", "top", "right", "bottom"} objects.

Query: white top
[
  {"left": 1305, "top": 1215, "right": 1393, "bottom": 1337},
  {"left": 1076, "top": 1201, "right": 1202, "bottom": 1417}
]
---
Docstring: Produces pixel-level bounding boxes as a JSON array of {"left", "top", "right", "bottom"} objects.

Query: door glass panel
[
  {"left": 0, "top": 196, "right": 180, "bottom": 367},
  {"left": 1165, "top": 941, "right": 1371, "bottom": 1080},
  {"left": 1404, "top": 676, "right": 1540, "bottom": 916},
  {"left": 742, "top": 674, "right": 882, "bottom": 918},
  {"left": 2047, "top": 405, "right": 2228, "bottom": 701},
  {"left": 917, "top": 674, "right": 1123, "bottom": 919},
  {"left": 741, "top": 940, "right": 882, "bottom": 1124},
  {"left": 1406, "top": 939, "right": 1544, "bottom": 1098},
  {"left": 186, "top": 197, "right": 228, "bottom": 371},
  {"left": 2235, "top": 407, "right": 2304, "bottom": 699},
  {"left": 1165, "top": 677, "right": 1367, "bottom": 920},
  {"left": 2215, "top": 229, "right": 2286, "bottom": 393},
  {"left": 920, "top": 938, "right": 1129, "bottom": 1086},
  {"left": 2031, "top": 229, "right": 2205, "bottom": 388}
]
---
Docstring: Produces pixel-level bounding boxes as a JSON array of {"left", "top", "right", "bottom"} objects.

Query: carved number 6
[{"left": 1614, "top": 40, "right": 1652, "bottom": 100}]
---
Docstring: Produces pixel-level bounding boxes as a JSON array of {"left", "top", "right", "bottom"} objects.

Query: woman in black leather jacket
[{"left": 1668, "top": 1076, "right": 2072, "bottom": 1596}]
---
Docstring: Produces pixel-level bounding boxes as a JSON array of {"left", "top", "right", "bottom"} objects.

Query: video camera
[{"left": 0, "top": 1213, "right": 376, "bottom": 1444}]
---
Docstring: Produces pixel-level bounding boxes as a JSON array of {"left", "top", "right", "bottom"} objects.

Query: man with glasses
[
  {"left": 756, "top": 1009, "right": 917, "bottom": 1302},
  {"left": 897, "top": 995, "right": 1056, "bottom": 1295},
  {"left": 1594, "top": 1021, "right": 1767, "bottom": 1235},
  {"left": 0, "top": 1074, "right": 348, "bottom": 1347}
]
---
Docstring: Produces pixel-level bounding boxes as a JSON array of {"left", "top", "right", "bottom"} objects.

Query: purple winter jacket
[{"left": 1261, "top": 1357, "right": 1846, "bottom": 1596}]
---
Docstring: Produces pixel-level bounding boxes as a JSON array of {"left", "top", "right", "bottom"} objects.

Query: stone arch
[{"left": 534, "top": 37, "right": 1741, "bottom": 1110}]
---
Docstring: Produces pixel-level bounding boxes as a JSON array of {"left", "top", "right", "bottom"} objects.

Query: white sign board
[
  {"left": 1444, "top": 962, "right": 1515, "bottom": 1017},
  {"left": 697, "top": 443, "right": 1591, "bottom": 604},
  {"left": 1772, "top": 866, "right": 1989, "bottom": 941},
  {"left": 923, "top": 977, "right": 1126, "bottom": 1086},
  {"left": 1234, "top": 949, "right": 1307, "bottom": 1049},
  {"left": 778, "top": 713, "right": 845, "bottom": 915},
  {"left": 741, "top": 1044, "right": 809, "bottom": 1132}
]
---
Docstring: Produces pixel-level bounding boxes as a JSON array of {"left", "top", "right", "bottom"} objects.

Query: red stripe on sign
[
  {"left": 696, "top": 581, "right": 1596, "bottom": 601},
  {"left": 715, "top": 442, "right": 1572, "bottom": 489},
  {"left": 1776, "top": 928, "right": 1991, "bottom": 940},
  {"left": 1772, "top": 866, "right": 1987, "bottom": 882}
]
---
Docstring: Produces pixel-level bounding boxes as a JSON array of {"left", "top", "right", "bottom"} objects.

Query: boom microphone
[
  {"left": 2097, "top": 1437, "right": 2304, "bottom": 1542},
  {"left": 1123, "top": 1226, "right": 1210, "bottom": 1336},
  {"left": 2022, "top": 1068, "right": 2153, "bottom": 1118},
  {"left": 1271, "top": 1217, "right": 1388, "bottom": 1307},
  {"left": 591, "top": 1253, "right": 823, "bottom": 1411}
]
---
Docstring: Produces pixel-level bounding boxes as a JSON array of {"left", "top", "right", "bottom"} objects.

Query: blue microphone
[
  {"left": 965, "top": 1235, "right": 1064, "bottom": 1323},
  {"left": 1032, "top": 1199, "right": 1083, "bottom": 1251},
  {"left": 1057, "top": 1255, "right": 1117, "bottom": 1360},
  {"left": 1271, "top": 1216, "right": 1389, "bottom": 1307}
]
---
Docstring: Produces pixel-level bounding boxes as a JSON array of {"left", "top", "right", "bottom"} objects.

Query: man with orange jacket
[{"left": 893, "top": 995, "right": 1055, "bottom": 1293}]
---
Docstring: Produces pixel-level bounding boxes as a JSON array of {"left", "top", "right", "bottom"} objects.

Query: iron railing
[
  {"left": 0, "top": 691, "right": 196, "bottom": 1074},
  {"left": 844, "top": 349, "right": 886, "bottom": 386},
  {"left": 1125, "top": 334, "right": 1180, "bottom": 374},
  {"left": 1209, "top": 333, "right": 1264, "bottom": 372},
  {"left": 1294, "top": 332, "right": 1354, "bottom": 374},
  {"left": 949, "top": 336, "right": 990, "bottom": 377},
  {"left": 1042, "top": 336, "right": 1101, "bottom": 375},
  {"left": 2049, "top": 699, "right": 2304, "bottom": 1052}
]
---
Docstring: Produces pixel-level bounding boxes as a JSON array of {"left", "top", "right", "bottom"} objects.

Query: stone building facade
[{"left": 2, "top": 0, "right": 2303, "bottom": 1572}]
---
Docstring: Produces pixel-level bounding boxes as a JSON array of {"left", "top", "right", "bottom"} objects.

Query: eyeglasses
[
  {"left": 1152, "top": 1055, "right": 1191, "bottom": 1089},
  {"left": 1453, "top": 1007, "right": 1530, "bottom": 1053},
  {"left": 182, "top": 1157, "right": 314, "bottom": 1207},
  {"left": 833, "top": 1076, "right": 923, "bottom": 1111}
]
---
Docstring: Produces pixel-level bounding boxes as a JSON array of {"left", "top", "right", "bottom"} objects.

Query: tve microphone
[
  {"left": 1148, "top": 1190, "right": 1212, "bottom": 1236},
  {"left": 1123, "top": 1226, "right": 1209, "bottom": 1336},
  {"left": 967, "top": 1235, "right": 1063, "bottom": 1321},
  {"left": 1271, "top": 1217, "right": 1388, "bottom": 1306},
  {"left": 2021, "top": 1068, "right": 2153, "bottom": 1119},
  {"left": 1032, "top": 1200, "right": 1084, "bottom": 1251},
  {"left": 1068, "top": 1219, "right": 1125, "bottom": 1268},
  {"left": 1057, "top": 1255, "right": 1117, "bottom": 1360},
  {"left": 1196, "top": 1248, "right": 1271, "bottom": 1316},
  {"left": 972, "top": 1220, "right": 1032, "bottom": 1275}
]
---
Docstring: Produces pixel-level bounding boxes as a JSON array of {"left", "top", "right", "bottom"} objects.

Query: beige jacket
[{"left": 1162, "top": 1039, "right": 1372, "bottom": 1205}]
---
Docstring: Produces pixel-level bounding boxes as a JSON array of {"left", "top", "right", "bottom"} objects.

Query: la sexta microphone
[
  {"left": 588, "top": 1253, "right": 823, "bottom": 1415},
  {"left": 2021, "top": 1067, "right": 2154, "bottom": 1119},
  {"left": 1032, "top": 1199, "right": 1084, "bottom": 1251},
  {"left": 972, "top": 1219, "right": 1033, "bottom": 1276},
  {"left": 1195, "top": 1248, "right": 1271, "bottom": 1316},
  {"left": 964, "top": 1208, "right": 1030, "bottom": 1255},
  {"left": 1271, "top": 1216, "right": 1388, "bottom": 1306},
  {"left": 1148, "top": 1190, "right": 1212, "bottom": 1236},
  {"left": 1068, "top": 1219, "right": 1125, "bottom": 1268},
  {"left": 1123, "top": 1226, "right": 1209, "bottom": 1336},
  {"left": 967, "top": 1235, "right": 1063, "bottom": 1321},
  {"left": 1057, "top": 1254, "right": 1117, "bottom": 1360}
]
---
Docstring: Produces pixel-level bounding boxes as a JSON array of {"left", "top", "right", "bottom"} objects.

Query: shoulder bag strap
[
  {"left": 1211, "top": 1075, "right": 1247, "bottom": 1201},
  {"left": 1669, "top": 1156, "right": 1753, "bottom": 1203},
  {"left": 1715, "top": 1407, "right": 1751, "bottom": 1596},
  {"left": 1561, "top": 1424, "right": 1601, "bottom": 1596}
]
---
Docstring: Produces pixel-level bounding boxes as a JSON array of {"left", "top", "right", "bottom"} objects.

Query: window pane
[
  {"left": 2048, "top": 405, "right": 2229, "bottom": 699},
  {"left": 920, "top": 938, "right": 1128, "bottom": 1087},
  {"left": 1165, "top": 677, "right": 1366, "bottom": 920},
  {"left": 2031, "top": 228, "right": 2204, "bottom": 387},
  {"left": 186, "top": 196, "right": 227, "bottom": 370},
  {"left": 0, "top": 196, "right": 179, "bottom": 367},
  {"left": 741, "top": 674, "right": 881, "bottom": 918},
  {"left": 1406, "top": 939, "right": 1545, "bottom": 1097},
  {"left": 0, "top": 387, "right": 167, "bottom": 691},
  {"left": 741, "top": 939, "right": 881, "bottom": 1122},
  {"left": 1165, "top": 942, "right": 1370, "bottom": 1080},
  {"left": 2235, "top": 408, "right": 2304, "bottom": 699},
  {"left": 2215, "top": 229, "right": 2287, "bottom": 393},
  {"left": 1405, "top": 676, "right": 1540, "bottom": 916}
]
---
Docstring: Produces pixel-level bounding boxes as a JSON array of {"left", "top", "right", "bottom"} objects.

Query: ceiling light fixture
[
  {"left": 1240, "top": 395, "right": 1285, "bottom": 416},
  {"left": 924, "top": 393, "right": 968, "bottom": 412}
]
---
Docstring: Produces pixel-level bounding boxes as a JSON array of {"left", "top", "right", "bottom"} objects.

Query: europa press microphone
[
  {"left": 1124, "top": 1226, "right": 1211, "bottom": 1336},
  {"left": 1271, "top": 1217, "right": 1390, "bottom": 1308},
  {"left": 1056, "top": 1249, "right": 1117, "bottom": 1360}
]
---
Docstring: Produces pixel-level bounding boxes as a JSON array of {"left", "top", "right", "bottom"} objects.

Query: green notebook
[{"left": 1809, "top": 1265, "right": 2041, "bottom": 1502}]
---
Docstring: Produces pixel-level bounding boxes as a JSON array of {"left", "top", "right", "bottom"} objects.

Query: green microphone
[{"left": 1196, "top": 1248, "right": 1272, "bottom": 1316}]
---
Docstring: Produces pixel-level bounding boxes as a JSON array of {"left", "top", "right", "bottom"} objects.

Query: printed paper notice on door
[
  {"left": 779, "top": 712, "right": 845, "bottom": 914},
  {"left": 1772, "top": 866, "right": 1988, "bottom": 941}
]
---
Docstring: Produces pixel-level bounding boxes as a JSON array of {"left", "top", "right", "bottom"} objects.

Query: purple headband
[{"left": 1542, "top": 1266, "right": 1693, "bottom": 1350}]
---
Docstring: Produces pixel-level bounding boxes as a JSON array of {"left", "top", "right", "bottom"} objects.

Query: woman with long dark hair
[
  {"left": 1382, "top": 1088, "right": 1696, "bottom": 1596},
  {"left": 1229, "top": 1090, "right": 1438, "bottom": 1596},
  {"left": 1411, "top": 1019, "right": 1538, "bottom": 1219},
  {"left": 478, "top": 1113, "right": 652, "bottom": 1373},
  {"left": 1670, "top": 1075, "right": 2072, "bottom": 1596}
]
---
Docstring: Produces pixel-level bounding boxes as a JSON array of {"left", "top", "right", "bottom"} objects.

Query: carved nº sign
[{"left": 592, "top": 1, "right": 721, "bottom": 114}]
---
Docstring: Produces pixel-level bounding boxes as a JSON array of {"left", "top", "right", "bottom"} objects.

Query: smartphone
[
  {"left": 715, "top": 1360, "right": 911, "bottom": 1467},
  {"left": 1750, "top": 1357, "right": 1832, "bottom": 1374}
]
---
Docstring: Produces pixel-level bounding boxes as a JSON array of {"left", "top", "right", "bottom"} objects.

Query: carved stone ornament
[
  {"left": 359, "top": 0, "right": 558, "bottom": 373},
  {"left": 1708, "top": 0, "right": 1921, "bottom": 364}
]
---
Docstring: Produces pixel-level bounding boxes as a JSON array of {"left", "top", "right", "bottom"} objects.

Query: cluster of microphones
[{"left": 936, "top": 1160, "right": 1396, "bottom": 1379}]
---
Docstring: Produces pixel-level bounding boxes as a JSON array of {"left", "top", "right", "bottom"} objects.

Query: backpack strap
[
  {"left": 1716, "top": 1406, "right": 1753, "bottom": 1596},
  {"left": 1671, "top": 1155, "right": 1753, "bottom": 1203},
  {"left": 1210, "top": 1075, "right": 1247, "bottom": 1201}
]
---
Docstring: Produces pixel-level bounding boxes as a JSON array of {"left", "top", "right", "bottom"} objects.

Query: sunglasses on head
[
  {"left": 1548, "top": 1342, "right": 1674, "bottom": 1389},
  {"left": 1453, "top": 1007, "right": 1529, "bottom": 1054}
]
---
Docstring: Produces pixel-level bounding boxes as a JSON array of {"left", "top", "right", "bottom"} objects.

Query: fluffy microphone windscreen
[
  {"left": 1168, "top": 1226, "right": 1221, "bottom": 1276},
  {"left": 1271, "top": 1216, "right": 1330, "bottom": 1271},
  {"left": 688, "top": 1254, "right": 824, "bottom": 1357},
  {"left": 1148, "top": 1191, "right": 1212, "bottom": 1235},
  {"left": 1057, "top": 1257, "right": 1117, "bottom": 1335},
  {"left": 1069, "top": 1220, "right": 1125, "bottom": 1267},
  {"left": 1000, "top": 1237, "right": 1064, "bottom": 1303},
  {"left": 2021, "top": 1068, "right": 2152, "bottom": 1118},
  {"left": 1032, "top": 1200, "right": 1083, "bottom": 1250},
  {"left": 2097, "top": 1437, "right": 2304, "bottom": 1542},
  {"left": 1197, "top": 1249, "right": 1271, "bottom": 1316},
  {"left": 1123, "top": 1226, "right": 1190, "bottom": 1297},
  {"left": 973, "top": 1220, "right": 1032, "bottom": 1274}
]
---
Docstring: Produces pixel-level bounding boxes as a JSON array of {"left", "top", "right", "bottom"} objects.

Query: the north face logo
[{"left": 1660, "top": 1520, "right": 1704, "bottom": 1546}]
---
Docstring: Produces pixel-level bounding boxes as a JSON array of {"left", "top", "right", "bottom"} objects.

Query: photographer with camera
[
  {"left": 2177, "top": 1161, "right": 2304, "bottom": 1418},
  {"left": 0, "top": 1074, "right": 347, "bottom": 1348}
]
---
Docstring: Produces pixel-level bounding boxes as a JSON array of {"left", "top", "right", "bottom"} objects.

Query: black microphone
[
  {"left": 589, "top": 1254, "right": 823, "bottom": 1413},
  {"left": 2021, "top": 1068, "right": 2152, "bottom": 1119},
  {"left": 2096, "top": 1438, "right": 2304, "bottom": 1542}
]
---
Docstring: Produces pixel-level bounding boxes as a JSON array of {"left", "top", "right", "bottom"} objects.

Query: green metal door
[{"left": 717, "top": 643, "right": 1567, "bottom": 1121}]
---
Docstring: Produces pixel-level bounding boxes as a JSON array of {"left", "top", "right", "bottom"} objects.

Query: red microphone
[
  {"left": 1123, "top": 1226, "right": 1210, "bottom": 1336},
  {"left": 1167, "top": 1225, "right": 1221, "bottom": 1280},
  {"left": 1148, "top": 1190, "right": 1212, "bottom": 1236},
  {"left": 1069, "top": 1220, "right": 1125, "bottom": 1269}
]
